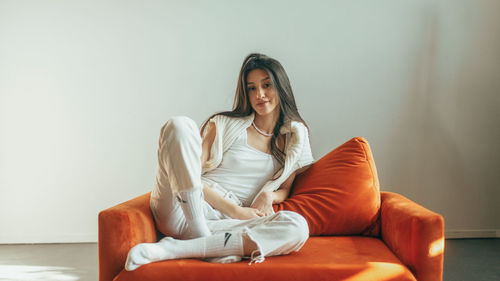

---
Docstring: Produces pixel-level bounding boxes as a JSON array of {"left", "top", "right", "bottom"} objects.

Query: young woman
[{"left": 125, "top": 53, "right": 314, "bottom": 270}]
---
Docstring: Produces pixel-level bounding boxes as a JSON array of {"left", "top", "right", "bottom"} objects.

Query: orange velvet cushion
[
  {"left": 275, "top": 137, "right": 381, "bottom": 236},
  {"left": 113, "top": 237, "right": 416, "bottom": 281}
]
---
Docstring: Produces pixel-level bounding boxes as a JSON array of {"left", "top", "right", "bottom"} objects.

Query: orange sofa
[{"left": 99, "top": 137, "right": 445, "bottom": 281}]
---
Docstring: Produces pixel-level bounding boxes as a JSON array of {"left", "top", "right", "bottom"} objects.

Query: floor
[{"left": 0, "top": 238, "right": 498, "bottom": 281}]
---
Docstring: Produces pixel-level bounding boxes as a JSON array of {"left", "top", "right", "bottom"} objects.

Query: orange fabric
[
  {"left": 98, "top": 193, "right": 158, "bottom": 281},
  {"left": 113, "top": 236, "right": 416, "bottom": 281},
  {"left": 275, "top": 137, "right": 381, "bottom": 236},
  {"left": 98, "top": 148, "right": 445, "bottom": 281},
  {"left": 381, "top": 192, "right": 445, "bottom": 281},
  {"left": 99, "top": 191, "right": 443, "bottom": 281}
]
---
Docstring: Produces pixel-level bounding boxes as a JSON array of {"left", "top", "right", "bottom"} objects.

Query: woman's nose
[{"left": 257, "top": 87, "right": 266, "bottom": 98}]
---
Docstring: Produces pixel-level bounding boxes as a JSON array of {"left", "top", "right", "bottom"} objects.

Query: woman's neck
[{"left": 253, "top": 110, "right": 279, "bottom": 134}]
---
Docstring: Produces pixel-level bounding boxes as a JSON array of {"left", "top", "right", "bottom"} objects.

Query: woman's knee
[
  {"left": 160, "top": 116, "right": 198, "bottom": 141},
  {"left": 275, "top": 211, "right": 309, "bottom": 244}
]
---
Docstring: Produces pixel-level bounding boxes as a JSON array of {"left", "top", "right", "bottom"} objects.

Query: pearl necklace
[{"left": 252, "top": 121, "right": 274, "bottom": 137}]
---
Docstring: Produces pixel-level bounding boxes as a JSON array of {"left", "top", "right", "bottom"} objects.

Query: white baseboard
[
  {"left": 445, "top": 229, "right": 500, "bottom": 239},
  {"left": 0, "top": 233, "right": 97, "bottom": 244}
]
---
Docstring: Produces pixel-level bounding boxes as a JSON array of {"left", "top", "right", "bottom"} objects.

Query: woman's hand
[
  {"left": 250, "top": 191, "right": 274, "bottom": 216},
  {"left": 231, "top": 206, "right": 264, "bottom": 220}
]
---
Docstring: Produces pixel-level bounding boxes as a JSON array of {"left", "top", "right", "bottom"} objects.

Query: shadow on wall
[{"left": 387, "top": 5, "right": 471, "bottom": 221}]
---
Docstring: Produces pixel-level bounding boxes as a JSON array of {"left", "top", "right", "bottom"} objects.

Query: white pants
[{"left": 149, "top": 116, "right": 309, "bottom": 262}]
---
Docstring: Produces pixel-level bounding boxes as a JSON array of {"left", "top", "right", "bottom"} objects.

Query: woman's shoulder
[
  {"left": 209, "top": 113, "right": 254, "bottom": 129},
  {"left": 209, "top": 112, "right": 252, "bottom": 122},
  {"left": 279, "top": 119, "right": 307, "bottom": 135}
]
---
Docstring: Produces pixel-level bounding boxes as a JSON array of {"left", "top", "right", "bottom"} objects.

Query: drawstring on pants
[
  {"left": 242, "top": 226, "right": 265, "bottom": 265},
  {"left": 248, "top": 249, "right": 265, "bottom": 265}
]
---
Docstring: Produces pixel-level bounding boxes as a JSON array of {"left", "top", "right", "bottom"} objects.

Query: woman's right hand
[{"left": 231, "top": 206, "right": 264, "bottom": 220}]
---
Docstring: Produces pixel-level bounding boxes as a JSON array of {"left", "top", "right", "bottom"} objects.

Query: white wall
[{"left": 0, "top": 0, "right": 498, "bottom": 243}]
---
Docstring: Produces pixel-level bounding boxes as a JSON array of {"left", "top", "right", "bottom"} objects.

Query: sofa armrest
[
  {"left": 98, "top": 192, "right": 157, "bottom": 281},
  {"left": 380, "top": 191, "right": 445, "bottom": 281}
]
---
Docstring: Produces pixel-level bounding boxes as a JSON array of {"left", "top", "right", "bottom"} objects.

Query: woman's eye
[
  {"left": 248, "top": 87, "right": 255, "bottom": 91},
  {"left": 264, "top": 83, "right": 271, "bottom": 88}
]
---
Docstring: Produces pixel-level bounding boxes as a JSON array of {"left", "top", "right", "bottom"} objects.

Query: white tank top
[{"left": 202, "top": 128, "right": 280, "bottom": 207}]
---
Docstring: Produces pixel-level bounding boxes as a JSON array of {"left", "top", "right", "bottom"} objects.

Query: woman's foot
[
  {"left": 125, "top": 237, "right": 179, "bottom": 271},
  {"left": 124, "top": 232, "right": 244, "bottom": 271}
]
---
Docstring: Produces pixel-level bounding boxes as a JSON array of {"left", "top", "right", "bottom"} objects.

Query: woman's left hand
[{"left": 250, "top": 191, "right": 274, "bottom": 216}]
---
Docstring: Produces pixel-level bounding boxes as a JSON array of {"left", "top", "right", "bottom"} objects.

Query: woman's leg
[
  {"left": 125, "top": 230, "right": 245, "bottom": 271},
  {"left": 125, "top": 211, "right": 309, "bottom": 270},
  {"left": 207, "top": 210, "right": 310, "bottom": 264},
  {"left": 149, "top": 116, "right": 211, "bottom": 239}
]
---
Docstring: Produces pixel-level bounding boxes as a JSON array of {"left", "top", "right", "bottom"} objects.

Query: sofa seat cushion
[{"left": 113, "top": 236, "right": 416, "bottom": 281}]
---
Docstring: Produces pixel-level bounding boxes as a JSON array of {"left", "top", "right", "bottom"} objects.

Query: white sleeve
[{"left": 297, "top": 126, "right": 314, "bottom": 169}]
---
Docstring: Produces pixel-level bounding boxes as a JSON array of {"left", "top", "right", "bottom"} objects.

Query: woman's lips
[{"left": 257, "top": 101, "right": 268, "bottom": 106}]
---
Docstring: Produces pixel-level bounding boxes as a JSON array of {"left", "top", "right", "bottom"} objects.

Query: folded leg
[{"left": 150, "top": 116, "right": 211, "bottom": 239}]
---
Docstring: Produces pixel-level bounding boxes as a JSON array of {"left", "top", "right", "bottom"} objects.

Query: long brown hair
[{"left": 200, "top": 52, "right": 310, "bottom": 168}]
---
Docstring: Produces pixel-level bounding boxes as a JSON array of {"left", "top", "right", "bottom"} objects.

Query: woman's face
[{"left": 246, "top": 68, "right": 280, "bottom": 117}]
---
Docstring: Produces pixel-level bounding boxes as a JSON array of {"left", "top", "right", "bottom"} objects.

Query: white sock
[
  {"left": 125, "top": 232, "right": 244, "bottom": 271},
  {"left": 177, "top": 188, "right": 211, "bottom": 238}
]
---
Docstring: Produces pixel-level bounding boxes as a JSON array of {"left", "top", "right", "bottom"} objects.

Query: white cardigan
[{"left": 201, "top": 112, "right": 314, "bottom": 206}]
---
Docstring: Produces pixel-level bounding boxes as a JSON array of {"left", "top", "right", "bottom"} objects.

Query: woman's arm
[
  {"left": 200, "top": 121, "right": 216, "bottom": 165},
  {"left": 251, "top": 131, "right": 313, "bottom": 213},
  {"left": 268, "top": 134, "right": 309, "bottom": 204},
  {"left": 250, "top": 170, "right": 297, "bottom": 215},
  {"left": 200, "top": 121, "right": 263, "bottom": 220},
  {"left": 203, "top": 184, "right": 263, "bottom": 219},
  {"left": 202, "top": 183, "right": 237, "bottom": 216},
  {"left": 270, "top": 170, "right": 297, "bottom": 204}
]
